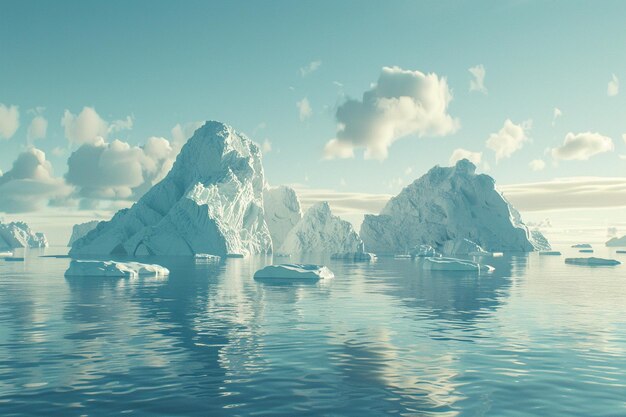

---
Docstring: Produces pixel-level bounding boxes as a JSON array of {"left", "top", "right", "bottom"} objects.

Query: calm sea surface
[{"left": 1, "top": 245, "right": 625, "bottom": 416}]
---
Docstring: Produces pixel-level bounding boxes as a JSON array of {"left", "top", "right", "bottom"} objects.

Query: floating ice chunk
[
  {"left": 65, "top": 260, "right": 170, "bottom": 277},
  {"left": 331, "top": 252, "right": 376, "bottom": 261},
  {"left": 572, "top": 243, "right": 592, "bottom": 248},
  {"left": 0, "top": 251, "right": 13, "bottom": 257},
  {"left": 4, "top": 257, "right": 24, "bottom": 262},
  {"left": 539, "top": 251, "right": 562, "bottom": 256},
  {"left": 579, "top": 249, "right": 594, "bottom": 253},
  {"left": 616, "top": 250, "right": 626, "bottom": 254},
  {"left": 423, "top": 257, "right": 494, "bottom": 272},
  {"left": 564, "top": 257, "right": 621, "bottom": 266},
  {"left": 394, "top": 254, "right": 412, "bottom": 259},
  {"left": 254, "top": 264, "right": 334, "bottom": 281},
  {"left": 194, "top": 253, "right": 221, "bottom": 262}
]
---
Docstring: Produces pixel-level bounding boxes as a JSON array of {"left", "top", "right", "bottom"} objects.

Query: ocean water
[{"left": 1, "top": 246, "right": 626, "bottom": 416}]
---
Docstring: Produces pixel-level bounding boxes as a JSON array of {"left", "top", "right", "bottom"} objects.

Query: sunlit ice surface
[{"left": 0, "top": 244, "right": 625, "bottom": 416}]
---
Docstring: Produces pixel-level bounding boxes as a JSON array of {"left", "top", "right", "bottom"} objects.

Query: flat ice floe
[
  {"left": 422, "top": 257, "right": 494, "bottom": 272},
  {"left": 65, "top": 260, "right": 170, "bottom": 278},
  {"left": 539, "top": 251, "right": 562, "bottom": 256},
  {"left": 254, "top": 264, "right": 334, "bottom": 281},
  {"left": 565, "top": 257, "right": 621, "bottom": 266}
]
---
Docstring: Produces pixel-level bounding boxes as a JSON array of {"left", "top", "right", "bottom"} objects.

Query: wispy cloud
[
  {"left": 469, "top": 64, "right": 487, "bottom": 94},
  {"left": 608, "top": 73, "right": 619, "bottom": 96},
  {"left": 299, "top": 60, "right": 322, "bottom": 77}
]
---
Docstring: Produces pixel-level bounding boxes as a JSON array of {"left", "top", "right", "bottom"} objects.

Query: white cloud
[
  {"left": 529, "top": 159, "right": 546, "bottom": 171},
  {"left": 27, "top": 115, "right": 48, "bottom": 143},
  {"left": 0, "top": 104, "right": 20, "bottom": 140},
  {"left": 65, "top": 136, "right": 177, "bottom": 205},
  {"left": 468, "top": 64, "right": 487, "bottom": 94},
  {"left": 552, "top": 107, "right": 562, "bottom": 126},
  {"left": 324, "top": 66, "right": 459, "bottom": 160},
  {"left": 608, "top": 74, "right": 619, "bottom": 96},
  {"left": 297, "top": 97, "right": 312, "bottom": 121},
  {"left": 501, "top": 177, "right": 626, "bottom": 211},
  {"left": 300, "top": 60, "right": 322, "bottom": 77},
  {"left": 551, "top": 132, "right": 613, "bottom": 161},
  {"left": 486, "top": 119, "right": 531, "bottom": 162},
  {"left": 449, "top": 148, "right": 482, "bottom": 166},
  {"left": 262, "top": 139, "right": 272, "bottom": 153},
  {"left": 108, "top": 115, "right": 134, "bottom": 134},
  {"left": 0, "top": 147, "right": 71, "bottom": 212},
  {"left": 61, "top": 107, "right": 109, "bottom": 145}
]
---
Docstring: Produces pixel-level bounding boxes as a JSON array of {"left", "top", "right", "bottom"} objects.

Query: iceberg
[
  {"left": 278, "top": 202, "right": 363, "bottom": 254},
  {"left": 65, "top": 260, "right": 170, "bottom": 277},
  {"left": 253, "top": 264, "right": 334, "bottom": 281},
  {"left": 0, "top": 221, "right": 48, "bottom": 250},
  {"left": 361, "top": 159, "right": 547, "bottom": 255},
  {"left": 263, "top": 185, "right": 302, "bottom": 250},
  {"left": 331, "top": 252, "right": 377, "bottom": 261},
  {"left": 67, "top": 220, "right": 99, "bottom": 246},
  {"left": 572, "top": 243, "right": 592, "bottom": 248},
  {"left": 422, "top": 257, "right": 494, "bottom": 272},
  {"left": 606, "top": 236, "right": 626, "bottom": 247},
  {"left": 70, "top": 121, "right": 272, "bottom": 257},
  {"left": 565, "top": 257, "right": 621, "bottom": 266}
]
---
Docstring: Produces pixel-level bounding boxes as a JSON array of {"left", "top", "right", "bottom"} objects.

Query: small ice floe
[
  {"left": 579, "top": 249, "right": 594, "bottom": 253},
  {"left": 273, "top": 253, "right": 291, "bottom": 258},
  {"left": 65, "top": 260, "right": 170, "bottom": 278},
  {"left": 226, "top": 253, "right": 245, "bottom": 258},
  {"left": 194, "top": 253, "right": 221, "bottom": 262},
  {"left": 616, "top": 250, "right": 626, "bottom": 254},
  {"left": 4, "top": 257, "right": 25, "bottom": 262},
  {"left": 394, "top": 254, "right": 412, "bottom": 259},
  {"left": 571, "top": 243, "right": 592, "bottom": 248},
  {"left": 423, "top": 257, "right": 494, "bottom": 273},
  {"left": 254, "top": 264, "right": 334, "bottom": 281},
  {"left": 564, "top": 257, "right": 621, "bottom": 266},
  {"left": 330, "top": 252, "right": 376, "bottom": 261},
  {"left": 0, "top": 251, "right": 13, "bottom": 257},
  {"left": 410, "top": 245, "right": 440, "bottom": 258},
  {"left": 539, "top": 251, "right": 562, "bottom": 256}
]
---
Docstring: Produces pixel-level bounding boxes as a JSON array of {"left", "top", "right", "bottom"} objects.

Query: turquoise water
[{"left": 1, "top": 246, "right": 626, "bottom": 416}]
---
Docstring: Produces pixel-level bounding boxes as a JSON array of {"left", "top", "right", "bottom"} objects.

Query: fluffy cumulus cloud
[
  {"left": 608, "top": 74, "right": 619, "bottom": 96},
  {"left": 296, "top": 97, "right": 312, "bottom": 121},
  {"left": 61, "top": 107, "right": 133, "bottom": 145},
  {"left": 65, "top": 137, "right": 177, "bottom": 205},
  {"left": 486, "top": 119, "right": 531, "bottom": 162},
  {"left": 529, "top": 159, "right": 546, "bottom": 171},
  {"left": 0, "top": 104, "right": 20, "bottom": 140},
  {"left": 551, "top": 132, "right": 614, "bottom": 161},
  {"left": 324, "top": 66, "right": 459, "bottom": 160},
  {"left": 300, "top": 60, "right": 322, "bottom": 77},
  {"left": 449, "top": 148, "right": 482, "bottom": 166},
  {"left": 468, "top": 64, "right": 487, "bottom": 94},
  {"left": 0, "top": 147, "right": 71, "bottom": 212},
  {"left": 27, "top": 115, "right": 48, "bottom": 143}
]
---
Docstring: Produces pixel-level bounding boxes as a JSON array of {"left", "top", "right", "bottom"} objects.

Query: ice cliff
[
  {"left": 0, "top": 221, "right": 48, "bottom": 250},
  {"left": 70, "top": 121, "right": 272, "bottom": 257},
  {"left": 361, "top": 159, "right": 548, "bottom": 254},
  {"left": 278, "top": 202, "right": 363, "bottom": 254},
  {"left": 67, "top": 221, "right": 100, "bottom": 246}
]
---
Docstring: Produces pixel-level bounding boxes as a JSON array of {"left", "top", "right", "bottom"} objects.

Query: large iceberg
[
  {"left": 361, "top": 159, "right": 547, "bottom": 254},
  {"left": 65, "top": 260, "right": 170, "bottom": 277},
  {"left": 70, "top": 121, "right": 272, "bottom": 257},
  {"left": 254, "top": 264, "right": 334, "bottom": 281},
  {"left": 606, "top": 235, "right": 626, "bottom": 247},
  {"left": 0, "top": 221, "right": 48, "bottom": 250},
  {"left": 263, "top": 185, "right": 302, "bottom": 250},
  {"left": 67, "top": 220, "right": 100, "bottom": 246},
  {"left": 277, "top": 202, "right": 363, "bottom": 254}
]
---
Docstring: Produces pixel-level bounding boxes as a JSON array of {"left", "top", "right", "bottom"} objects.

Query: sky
[{"left": 1, "top": 0, "right": 626, "bottom": 244}]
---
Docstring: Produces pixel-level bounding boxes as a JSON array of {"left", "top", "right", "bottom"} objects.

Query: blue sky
[{"left": 1, "top": 0, "right": 626, "bottom": 243}]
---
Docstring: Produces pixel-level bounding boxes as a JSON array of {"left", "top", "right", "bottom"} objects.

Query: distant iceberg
[
  {"left": 254, "top": 264, "right": 334, "bottom": 281},
  {"left": 361, "top": 159, "right": 548, "bottom": 255},
  {"left": 65, "top": 260, "right": 170, "bottom": 277},
  {"left": 0, "top": 221, "right": 48, "bottom": 250},
  {"left": 263, "top": 185, "right": 302, "bottom": 251},
  {"left": 606, "top": 236, "right": 626, "bottom": 247},
  {"left": 278, "top": 202, "right": 362, "bottom": 255},
  {"left": 572, "top": 243, "right": 592, "bottom": 248},
  {"left": 67, "top": 220, "right": 99, "bottom": 246}
]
